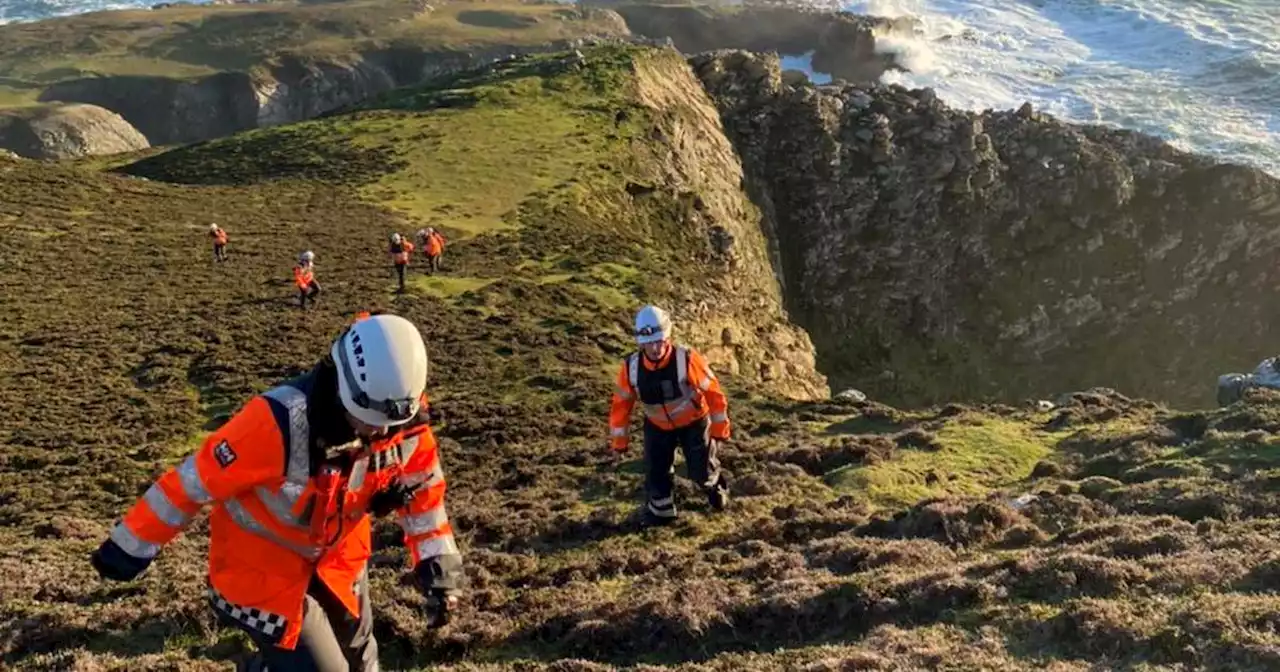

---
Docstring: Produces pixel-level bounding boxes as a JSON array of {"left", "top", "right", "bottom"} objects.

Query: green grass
[
  {"left": 576, "top": 281, "right": 636, "bottom": 309},
  {"left": 11, "top": 35, "right": 1280, "bottom": 672},
  {"left": 124, "top": 46, "right": 651, "bottom": 241},
  {"left": 826, "top": 413, "right": 1064, "bottom": 508},
  {"left": 357, "top": 51, "right": 646, "bottom": 237},
  {"left": 410, "top": 274, "right": 496, "bottom": 299}
]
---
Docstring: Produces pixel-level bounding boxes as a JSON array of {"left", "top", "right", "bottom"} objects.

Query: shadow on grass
[
  {"left": 387, "top": 581, "right": 886, "bottom": 669},
  {"left": 3, "top": 611, "right": 218, "bottom": 665}
]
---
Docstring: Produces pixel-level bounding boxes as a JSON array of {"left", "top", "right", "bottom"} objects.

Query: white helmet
[
  {"left": 391, "top": 233, "right": 402, "bottom": 244},
  {"left": 330, "top": 314, "right": 428, "bottom": 427},
  {"left": 299, "top": 250, "right": 315, "bottom": 263},
  {"left": 209, "top": 223, "right": 219, "bottom": 232},
  {"left": 416, "top": 228, "right": 427, "bottom": 239},
  {"left": 634, "top": 305, "right": 672, "bottom": 345}
]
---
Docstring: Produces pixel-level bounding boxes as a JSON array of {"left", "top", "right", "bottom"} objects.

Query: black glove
[
  {"left": 415, "top": 554, "right": 465, "bottom": 628},
  {"left": 91, "top": 537, "right": 151, "bottom": 582},
  {"left": 368, "top": 481, "right": 421, "bottom": 518}
]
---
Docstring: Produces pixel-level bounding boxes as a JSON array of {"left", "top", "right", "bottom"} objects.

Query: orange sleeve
[
  {"left": 394, "top": 424, "right": 459, "bottom": 566},
  {"left": 687, "top": 349, "right": 730, "bottom": 440},
  {"left": 608, "top": 359, "right": 636, "bottom": 450},
  {"left": 110, "top": 397, "right": 286, "bottom": 562}
]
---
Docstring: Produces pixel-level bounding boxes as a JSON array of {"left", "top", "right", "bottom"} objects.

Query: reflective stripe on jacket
[
  {"left": 607, "top": 345, "right": 730, "bottom": 450},
  {"left": 107, "top": 378, "right": 457, "bottom": 650}
]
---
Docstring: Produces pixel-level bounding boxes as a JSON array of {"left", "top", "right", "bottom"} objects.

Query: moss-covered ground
[{"left": 5, "top": 44, "right": 1280, "bottom": 672}]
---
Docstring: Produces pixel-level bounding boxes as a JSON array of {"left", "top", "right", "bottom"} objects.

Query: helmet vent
[
  {"left": 354, "top": 345, "right": 364, "bottom": 356},
  {"left": 360, "top": 373, "right": 367, "bottom": 382}
]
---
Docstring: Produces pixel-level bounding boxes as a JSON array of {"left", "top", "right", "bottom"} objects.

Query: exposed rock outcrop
[
  {"left": 37, "top": 41, "right": 619, "bottom": 146},
  {"left": 632, "top": 50, "right": 829, "bottom": 400},
  {"left": 694, "top": 50, "right": 1280, "bottom": 407},
  {"left": 0, "top": 103, "right": 149, "bottom": 159},
  {"left": 593, "top": 0, "right": 913, "bottom": 83},
  {"left": 21, "top": 2, "right": 906, "bottom": 151}
]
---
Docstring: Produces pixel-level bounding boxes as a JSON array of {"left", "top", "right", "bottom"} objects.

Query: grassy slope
[
  {"left": 0, "top": 0, "right": 625, "bottom": 107},
  {"left": 5, "top": 44, "right": 1280, "bottom": 671}
]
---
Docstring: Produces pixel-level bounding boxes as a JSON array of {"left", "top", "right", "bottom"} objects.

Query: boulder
[{"left": 0, "top": 103, "right": 149, "bottom": 160}]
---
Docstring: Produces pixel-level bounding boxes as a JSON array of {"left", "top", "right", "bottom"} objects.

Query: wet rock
[{"left": 835, "top": 388, "right": 867, "bottom": 402}]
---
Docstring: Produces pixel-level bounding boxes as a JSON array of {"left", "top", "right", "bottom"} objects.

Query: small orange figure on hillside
[
  {"left": 389, "top": 232, "right": 415, "bottom": 293},
  {"left": 416, "top": 227, "right": 447, "bottom": 275},
  {"left": 294, "top": 250, "right": 321, "bottom": 310},
  {"left": 209, "top": 223, "right": 228, "bottom": 263}
]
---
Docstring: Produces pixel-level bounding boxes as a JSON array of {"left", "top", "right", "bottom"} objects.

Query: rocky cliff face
[
  {"left": 23, "top": 3, "right": 906, "bottom": 154},
  {"left": 37, "top": 41, "right": 610, "bottom": 146},
  {"left": 694, "top": 50, "right": 1280, "bottom": 407},
  {"left": 595, "top": 1, "right": 913, "bottom": 84},
  {"left": 0, "top": 103, "right": 149, "bottom": 159},
  {"left": 632, "top": 50, "right": 829, "bottom": 400}
]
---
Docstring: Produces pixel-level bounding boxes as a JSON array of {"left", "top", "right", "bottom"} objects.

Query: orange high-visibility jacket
[
  {"left": 106, "top": 377, "right": 458, "bottom": 650},
  {"left": 425, "top": 232, "right": 445, "bottom": 257},
  {"left": 391, "top": 241, "right": 414, "bottom": 265},
  {"left": 212, "top": 229, "right": 228, "bottom": 245},
  {"left": 293, "top": 265, "right": 314, "bottom": 290},
  {"left": 608, "top": 345, "right": 730, "bottom": 450}
]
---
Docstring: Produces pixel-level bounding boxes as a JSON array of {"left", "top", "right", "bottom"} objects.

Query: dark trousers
[
  {"left": 214, "top": 243, "right": 227, "bottom": 262},
  {"left": 424, "top": 254, "right": 441, "bottom": 275},
  {"left": 239, "top": 571, "right": 378, "bottom": 672},
  {"left": 394, "top": 264, "right": 407, "bottom": 291},
  {"left": 643, "top": 417, "right": 726, "bottom": 519},
  {"left": 298, "top": 281, "right": 321, "bottom": 309}
]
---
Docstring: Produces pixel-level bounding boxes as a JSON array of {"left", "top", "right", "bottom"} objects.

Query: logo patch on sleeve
[{"left": 214, "top": 440, "right": 237, "bottom": 468}]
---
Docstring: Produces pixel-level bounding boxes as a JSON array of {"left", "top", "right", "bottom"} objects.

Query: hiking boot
[{"left": 640, "top": 504, "right": 677, "bottom": 527}]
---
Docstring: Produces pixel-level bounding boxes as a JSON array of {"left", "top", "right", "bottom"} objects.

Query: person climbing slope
[
  {"left": 90, "top": 312, "right": 465, "bottom": 672},
  {"left": 417, "top": 227, "right": 446, "bottom": 276},
  {"left": 294, "top": 250, "right": 321, "bottom": 310},
  {"left": 608, "top": 305, "right": 732, "bottom": 523},
  {"left": 210, "top": 223, "right": 229, "bottom": 263},
  {"left": 389, "top": 232, "right": 415, "bottom": 293}
]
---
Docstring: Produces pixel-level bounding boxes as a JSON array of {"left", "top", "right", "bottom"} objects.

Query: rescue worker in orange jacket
[
  {"left": 210, "top": 223, "right": 229, "bottom": 263},
  {"left": 608, "top": 305, "right": 731, "bottom": 523},
  {"left": 91, "top": 312, "right": 465, "bottom": 671},
  {"left": 389, "top": 233, "right": 415, "bottom": 293},
  {"left": 294, "top": 250, "right": 321, "bottom": 310},
  {"left": 416, "top": 227, "right": 446, "bottom": 276}
]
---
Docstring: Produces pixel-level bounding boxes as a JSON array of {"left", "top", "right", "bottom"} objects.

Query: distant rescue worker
[
  {"left": 90, "top": 312, "right": 465, "bottom": 671},
  {"left": 416, "top": 227, "right": 447, "bottom": 275},
  {"left": 389, "top": 232, "right": 415, "bottom": 293},
  {"left": 294, "top": 250, "right": 321, "bottom": 310},
  {"left": 210, "top": 223, "right": 229, "bottom": 263},
  {"left": 608, "top": 305, "right": 731, "bottom": 523}
]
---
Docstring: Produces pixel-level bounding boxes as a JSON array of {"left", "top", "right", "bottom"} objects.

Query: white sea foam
[{"left": 843, "top": 0, "right": 1280, "bottom": 176}]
